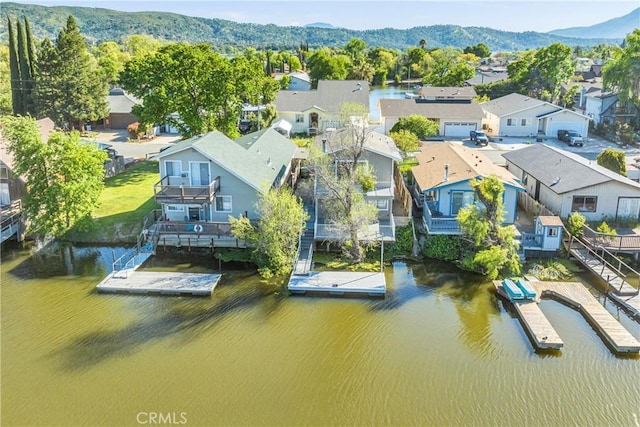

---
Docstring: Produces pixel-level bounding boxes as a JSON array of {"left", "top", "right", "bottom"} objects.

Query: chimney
[
  {"left": 444, "top": 164, "right": 449, "bottom": 181},
  {"left": 322, "top": 139, "right": 327, "bottom": 153}
]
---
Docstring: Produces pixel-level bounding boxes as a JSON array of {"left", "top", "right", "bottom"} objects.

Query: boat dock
[
  {"left": 288, "top": 271, "right": 386, "bottom": 296},
  {"left": 97, "top": 249, "right": 221, "bottom": 296},
  {"left": 494, "top": 280, "right": 640, "bottom": 353}
]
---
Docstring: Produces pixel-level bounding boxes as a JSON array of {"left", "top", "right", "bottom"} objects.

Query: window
[
  {"left": 521, "top": 118, "right": 531, "bottom": 127},
  {"left": 572, "top": 196, "right": 597, "bottom": 212},
  {"left": 506, "top": 118, "right": 516, "bottom": 126},
  {"left": 166, "top": 205, "right": 184, "bottom": 212},
  {"left": 215, "top": 195, "right": 232, "bottom": 212},
  {"left": 165, "top": 160, "right": 181, "bottom": 177},
  {"left": 370, "top": 199, "right": 388, "bottom": 210},
  {"left": 547, "top": 228, "right": 558, "bottom": 237},
  {"left": 0, "top": 166, "right": 8, "bottom": 179},
  {"left": 295, "top": 114, "right": 304, "bottom": 123}
]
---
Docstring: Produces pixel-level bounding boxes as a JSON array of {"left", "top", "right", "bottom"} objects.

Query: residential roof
[
  {"left": 274, "top": 80, "right": 370, "bottom": 113},
  {"left": 465, "top": 71, "right": 509, "bottom": 86},
  {"left": 108, "top": 88, "right": 141, "bottom": 114},
  {"left": 418, "top": 86, "right": 477, "bottom": 99},
  {"left": 157, "top": 128, "right": 297, "bottom": 191},
  {"left": 379, "top": 98, "right": 484, "bottom": 120},
  {"left": 273, "top": 71, "right": 311, "bottom": 83},
  {"left": 313, "top": 127, "right": 402, "bottom": 161},
  {"left": 538, "top": 216, "right": 564, "bottom": 227},
  {"left": 411, "top": 142, "right": 523, "bottom": 191},
  {"left": 480, "top": 93, "right": 553, "bottom": 117},
  {"left": 502, "top": 144, "right": 640, "bottom": 194},
  {"left": 0, "top": 118, "right": 55, "bottom": 175}
]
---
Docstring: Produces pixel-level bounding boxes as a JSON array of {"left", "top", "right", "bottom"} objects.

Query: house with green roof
[{"left": 153, "top": 128, "right": 298, "bottom": 246}]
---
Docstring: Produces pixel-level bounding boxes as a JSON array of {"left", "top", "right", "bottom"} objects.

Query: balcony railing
[
  {"left": 315, "top": 179, "right": 394, "bottom": 198},
  {"left": 154, "top": 175, "right": 221, "bottom": 203},
  {"left": 314, "top": 216, "right": 396, "bottom": 242},
  {"left": 156, "top": 220, "right": 234, "bottom": 238},
  {"left": 422, "top": 202, "right": 461, "bottom": 235}
]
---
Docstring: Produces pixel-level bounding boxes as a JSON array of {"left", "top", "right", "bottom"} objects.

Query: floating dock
[
  {"left": 494, "top": 280, "right": 640, "bottom": 353},
  {"left": 609, "top": 293, "right": 640, "bottom": 320},
  {"left": 288, "top": 271, "right": 386, "bottom": 296},
  {"left": 97, "top": 270, "right": 222, "bottom": 296}
]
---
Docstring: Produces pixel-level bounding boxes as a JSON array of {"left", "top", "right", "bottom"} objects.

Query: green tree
[
  {"left": 389, "top": 129, "right": 420, "bottom": 153},
  {"left": 596, "top": 147, "right": 627, "bottom": 176},
  {"left": 390, "top": 114, "right": 439, "bottom": 139},
  {"left": 464, "top": 43, "right": 491, "bottom": 58},
  {"left": 307, "top": 47, "right": 349, "bottom": 87},
  {"left": 368, "top": 47, "right": 396, "bottom": 86},
  {"left": 603, "top": 29, "right": 640, "bottom": 109},
  {"left": 34, "top": 16, "right": 108, "bottom": 128},
  {"left": 457, "top": 175, "right": 520, "bottom": 279},
  {"left": 7, "top": 16, "right": 23, "bottom": 115},
  {"left": 94, "top": 41, "right": 130, "bottom": 85},
  {"left": 0, "top": 45, "right": 12, "bottom": 114},
  {"left": 1, "top": 115, "right": 107, "bottom": 238},
  {"left": 229, "top": 186, "right": 308, "bottom": 278},
  {"left": 422, "top": 47, "right": 475, "bottom": 87},
  {"left": 310, "top": 103, "right": 379, "bottom": 263},
  {"left": 565, "top": 212, "right": 585, "bottom": 250}
]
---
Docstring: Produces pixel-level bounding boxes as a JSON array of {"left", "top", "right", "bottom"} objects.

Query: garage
[
  {"left": 549, "top": 122, "right": 587, "bottom": 138},
  {"left": 444, "top": 122, "right": 477, "bottom": 137}
]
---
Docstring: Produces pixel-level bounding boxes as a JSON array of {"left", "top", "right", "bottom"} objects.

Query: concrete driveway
[{"left": 88, "top": 130, "right": 182, "bottom": 164}]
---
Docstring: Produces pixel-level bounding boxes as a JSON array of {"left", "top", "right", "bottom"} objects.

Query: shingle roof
[
  {"left": 419, "top": 86, "right": 477, "bottom": 98},
  {"left": 502, "top": 144, "right": 640, "bottom": 194},
  {"left": 157, "top": 128, "right": 297, "bottom": 191},
  {"left": 108, "top": 89, "right": 141, "bottom": 114},
  {"left": 379, "top": 98, "right": 484, "bottom": 120},
  {"left": 313, "top": 128, "right": 402, "bottom": 161},
  {"left": 411, "top": 142, "right": 523, "bottom": 191},
  {"left": 274, "top": 80, "right": 370, "bottom": 113},
  {"left": 481, "top": 93, "right": 551, "bottom": 117}
]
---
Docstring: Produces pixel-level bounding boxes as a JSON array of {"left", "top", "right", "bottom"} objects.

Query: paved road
[{"left": 89, "top": 130, "right": 182, "bottom": 164}]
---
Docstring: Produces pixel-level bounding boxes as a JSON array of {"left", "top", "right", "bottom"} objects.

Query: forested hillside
[{"left": 0, "top": 2, "right": 621, "bottom": 51}]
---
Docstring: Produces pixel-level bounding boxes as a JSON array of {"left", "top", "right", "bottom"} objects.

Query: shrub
[
  {"left": 566, "top": 212, "right": 586, "bottom": 236},
  {"left": 596, "top": 221, "right": 617, "bottom": 235}
]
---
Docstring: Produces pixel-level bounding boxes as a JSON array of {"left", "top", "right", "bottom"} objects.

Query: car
[
  {"left": 557, "top": 129, "right": 583, "bottom": 147},
  {"left": 470, "top": 130, "right": 489, "bottom": 145},
  {"left": 238, "top": 119, "right": 252, "bottom": 134}
]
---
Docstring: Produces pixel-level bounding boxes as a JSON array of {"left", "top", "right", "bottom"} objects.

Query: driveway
[{"left": 89, "top": 130, "right": 182, "bottom": 164}]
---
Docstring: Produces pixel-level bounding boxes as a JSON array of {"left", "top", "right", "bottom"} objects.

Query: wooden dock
[
  {"left": 97, "top": 270, "right": 222, "bottom": 296},
  {"left": 288, "top": 271, "right": 386, "bottom": 296},
  {"left": 494, "top": 280, "right": 640, "bottom": 353},
  {"left": 609, "top": 293, "right": 640, "bottom": 320}
]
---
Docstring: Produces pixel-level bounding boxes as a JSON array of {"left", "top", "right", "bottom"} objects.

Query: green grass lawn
[{"left": 70, "top": 161, "right": 160, "bottom": 243}]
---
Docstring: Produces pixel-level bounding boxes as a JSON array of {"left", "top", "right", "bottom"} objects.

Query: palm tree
[{"left": 419, "top": 39, "right": 427, "bottom": 50}]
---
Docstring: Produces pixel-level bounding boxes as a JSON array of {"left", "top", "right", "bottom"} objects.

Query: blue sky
[{"left": 10, "top": 0, "right": 640, "bottom": 32}]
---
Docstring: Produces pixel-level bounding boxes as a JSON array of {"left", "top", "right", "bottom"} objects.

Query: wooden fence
[{"left": 517, "top": 192, "right": 554, "bottom": 217}]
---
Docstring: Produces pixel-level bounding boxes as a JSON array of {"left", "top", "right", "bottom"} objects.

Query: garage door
[
  {"left": 617, "top": 197, "right": 640, "bottom": 220},
  {"left": 550, "top": 122, "right": 585, "bottom": 137},
  {"left": 444, "top": 122, "right": 477, "bottom": 137}
]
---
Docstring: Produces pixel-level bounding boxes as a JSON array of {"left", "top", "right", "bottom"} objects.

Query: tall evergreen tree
[
  {"left": 35, "top": 15, "right": 108, "bottom": 128},
  {"left": 7, "top": 16, "right": 23, "bottom": 115},
  {"left": 16, "top": 18, "right": 35, "bottom": 116},
  {"left": 24, "top": 17, "right": 37, "bottom": 88}
]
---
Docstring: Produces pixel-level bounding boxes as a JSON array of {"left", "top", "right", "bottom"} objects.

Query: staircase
[{"left": 293, "top": 219, "right": 315, "bottom": 276}]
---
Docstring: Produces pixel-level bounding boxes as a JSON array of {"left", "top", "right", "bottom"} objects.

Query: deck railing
[
  {"left": 422, "top": 202, "right": 461, "bottom": 234},
  {"left": 153, "top": 175, "right": 221, "bottom": 203},
  {"left": 582, "top": 225, "right": 640, "bottom": 252},
  {"left": 156, "top": 220, "right": 234, "bottom": 238}
]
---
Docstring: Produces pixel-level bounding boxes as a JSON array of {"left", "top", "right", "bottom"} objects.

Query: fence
[{"left": 517, "top": 192, "right": 555, "bottom": 217}]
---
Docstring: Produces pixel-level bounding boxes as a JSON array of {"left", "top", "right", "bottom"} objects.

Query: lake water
[
  {"left": 1, "top": 242, "right": 639, "bottom": 426},
  {"left": 369, "top": 86, "right": 410, "bottom": 122}
]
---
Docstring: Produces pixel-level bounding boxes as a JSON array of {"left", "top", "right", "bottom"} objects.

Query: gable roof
[
  {"left": 418, "top": 86, "right": 477, "bottom": 99},
  {"left": 502, "top": 144, "right": 640, "bottom": 194},
  {"left": 108, "top": 88, "right": 141, "bottom": 114},
  {"left": 274, "top": 80, "right": 370, "bottom": 113},
  {"left": 481, "top": 93, "right": 554, "bottom": 117},
  {"left": 157, "top": 128, "right": 297, "bottom": 191},
  {"left": 379, "top": 98, "right": 484, "bottom": 120},
  {"left": 313, "top": 127, "right": 402, "bottom": 161},
  {"left": 411, "top": 142, "right": 523, "bottom": 191}
]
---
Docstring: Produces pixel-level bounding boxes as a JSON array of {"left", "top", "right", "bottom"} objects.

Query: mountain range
[{"left": 1, "top": 2, "right": 637, "bottom": 51}]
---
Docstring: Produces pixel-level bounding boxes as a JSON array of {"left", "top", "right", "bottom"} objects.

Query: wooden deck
[
  {"left": 288, "top": 271, "right": 386, "bottom": 296},
  {"left": 494, "top": 280, "right": 640, "bottom": 353},
  {"left": 97, "top": 270, "right": 222, "bottom": 296}
]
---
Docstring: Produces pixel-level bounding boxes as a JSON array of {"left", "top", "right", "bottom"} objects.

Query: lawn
[{"left": 69, "top": 161, "right": 160, "bottom": 243}]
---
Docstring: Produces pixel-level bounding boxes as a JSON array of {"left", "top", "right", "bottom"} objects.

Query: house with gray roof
[
  {"left": 481, "top": 93, "right": 589, "bottom": 138},
  {"left": 379, "top": 88, "right": 484, "bottom": 137},
  {"left": 273, "top": 80, "right": 369, "bottom": 135},
  {"left": 106, "top": 88, "right": 140, "bottom": 129},
  {"left": 273, "top": 71, "right": 312, "bottom": 91},
  {"left": 153, "top": 128, "right": 298, "bottom": 245},
  {"left": 503, "top": 144, "right": 640, "bottom": 221}
]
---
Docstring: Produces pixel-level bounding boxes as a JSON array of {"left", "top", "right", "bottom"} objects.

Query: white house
[
  {"left": 503, "top": 144, "right": 640, "bottom": 222},
  {"left": 274, "top": 71, "right": 312, "bottom": 91},
  {"left": 481, "top": 93, "right": 589, "bottom": 138},
  {"left": 273, "top": 80, "right": 369, "bottom": 135}
]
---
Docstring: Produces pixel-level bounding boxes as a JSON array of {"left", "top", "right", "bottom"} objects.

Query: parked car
[
  {"left": 470, "top": 130, "right": 489, "bottom": 145},
  {"left": 238, "top": 119, "right": 252, "bottom": 134},
  {"left": 557, "top": 130, "right": 584, "bottom": 147}
]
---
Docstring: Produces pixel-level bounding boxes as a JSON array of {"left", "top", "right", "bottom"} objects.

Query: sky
[{"left": 9, "top": 0, "right": 640, "bottom": 33}]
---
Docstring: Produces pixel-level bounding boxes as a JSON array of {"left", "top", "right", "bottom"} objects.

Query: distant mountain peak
[
  {"left": 304, "top": 22, "right": 336, "bottom": 29},
  {"left": 548, "top": 7, "right": 639, "bottom": 39}
]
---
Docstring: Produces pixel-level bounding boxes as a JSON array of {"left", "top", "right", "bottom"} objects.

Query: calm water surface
[{"left": 1, "top": 243, "right": 639, "bottom": 426}]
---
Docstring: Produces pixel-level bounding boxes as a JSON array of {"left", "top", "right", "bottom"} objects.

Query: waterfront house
[
  {"left": 312, "top": 127, "right": 403, "bottom": 244},
  {"left": 411, "top": 142, "right": 523, "bottom": 234},
  {"left": 379, "top": 87, "right": 484, "bottom": 137},
  {"left": 273, "top": 80, "right": 369, "bottom": 135},
  {"left": 503, "top": 144, "right": 640, "bottom": 221},
  {"left": 481, "top": 93, "right": 589, "bottom": 138},
  {"left": 153, "top": 128, "right": 298, "bottom": 247}
]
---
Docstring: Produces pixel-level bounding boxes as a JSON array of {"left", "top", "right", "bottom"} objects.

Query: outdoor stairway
[
  {"left": 569, "top": 243, "right": 638, "bottom": 296},
  {"left": 293, "top": 221, "right": 315, "bottom": 276}
]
